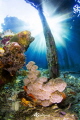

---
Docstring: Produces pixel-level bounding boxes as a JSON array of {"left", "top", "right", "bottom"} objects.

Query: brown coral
[{"left": 0, "top": 42, "right": 25, "bottom": 76}]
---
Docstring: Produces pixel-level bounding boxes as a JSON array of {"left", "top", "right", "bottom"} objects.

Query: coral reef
[
  {"left": 0, "top": 42, "right": 25, "bottom": 76},
  {"left": 0, "top": 42, "right": 25, "bottom": 85},
  {"left": 10, "top": 30, "right": 34, "bottom": 51},
  {"left": 0, "top": 30, "right": 34, "bottom": 85},
  {"left": 0, "top": 72, "right": 78, "bottom": 120},
  {"left": 1, "top": 30, "right": 34, "bottom": 51},
  {"left": 23, "top": 61, "right": 67, "bottom": 107}
]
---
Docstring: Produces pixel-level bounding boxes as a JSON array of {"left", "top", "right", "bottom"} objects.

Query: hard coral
[
  {"left": 0, "top": 30, "right": 34, "bottom": 85},
  {"left": 0, "top": 41, "right": 25, "bottom": 76},
  {"left": 10, "top": 30, "right": 34, "bottom": 51},
  {"left": 23, "top": 61, "right": 67, "bottom": 107},
  {"left": 4, "top": 41, "right": 22, "bottom": 53}
]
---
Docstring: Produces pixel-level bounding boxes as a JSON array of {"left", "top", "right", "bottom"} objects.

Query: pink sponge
[{"left": 23, "top": 61, "right": 67, "bottom": 106}]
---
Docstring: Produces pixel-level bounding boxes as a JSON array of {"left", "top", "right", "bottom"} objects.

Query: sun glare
[
  {"left": 47, "top": 11, "right": 72, "bottom": 47},
  {"left": 0, "top": 0, "right": 72, "bottom": 48}
]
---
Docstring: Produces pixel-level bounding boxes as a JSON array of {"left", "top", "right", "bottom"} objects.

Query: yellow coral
[
  {"left": 21, "top": 98, "right": 30, "bottom": 106},
  {"left": 0, "top": 48, "right": 5, "bottom": 56},
  {"left": 18, "top": 30, "right": 31, "bottom": 46},
  {"left": 18, "top": 37, "right": 29, "bottom": 46},
  {"left": 23, "top": 31, "right": 31, "bottom": 35}
]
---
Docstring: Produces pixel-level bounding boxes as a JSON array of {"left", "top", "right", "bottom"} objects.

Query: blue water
[{"left": 24, "top": 16, "right": 80, "bottom": 71}]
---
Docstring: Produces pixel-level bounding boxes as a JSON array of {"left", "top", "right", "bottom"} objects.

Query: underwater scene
[{"left": 0, "top": 0, "right": 80, "bottom": 120}]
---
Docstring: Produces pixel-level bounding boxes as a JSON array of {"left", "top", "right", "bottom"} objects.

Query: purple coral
[{"left": 1, "top": 36, "right": 13, "bottom": 45}]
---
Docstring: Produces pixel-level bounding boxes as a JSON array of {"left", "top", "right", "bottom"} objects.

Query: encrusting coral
[{"left": 23, "top": 61, "right": 67, "bottom": 107}]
